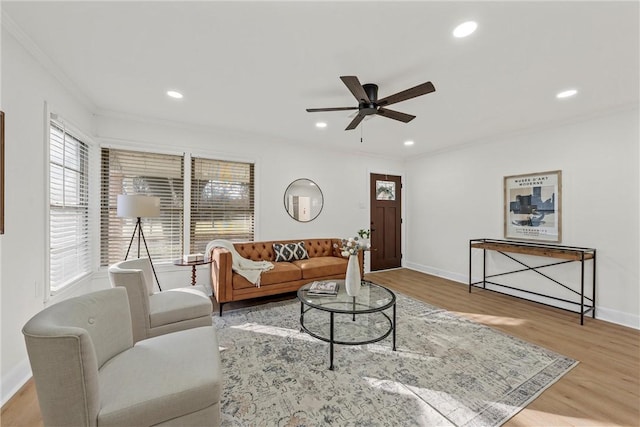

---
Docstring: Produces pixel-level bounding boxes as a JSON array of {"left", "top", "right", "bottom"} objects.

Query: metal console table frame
[
  {"left": 469, "top": 238, "right": 596, "bottom": 325},
  {"left": 297, "top": 280, "right": 396, "bottom": 370}
]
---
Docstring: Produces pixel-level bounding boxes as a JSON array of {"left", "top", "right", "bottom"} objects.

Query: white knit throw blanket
[{"left": 206, "top": 239, "right": 274, "bottom": 287}]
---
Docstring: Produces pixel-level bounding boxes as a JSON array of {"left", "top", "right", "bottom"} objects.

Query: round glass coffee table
[{"left": 297, "top": 280, "right": 396, "bottom": 370}]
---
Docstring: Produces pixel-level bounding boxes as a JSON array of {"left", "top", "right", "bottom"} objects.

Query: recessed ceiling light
[
  {"left": 404, "top": 140, "right": 415, "bottom": 146},
  {"left": 556, "top": 89, "right": 578, "bottom": 99},
  {"left": 453, "top": 21, "right": 478, "bottom": 38},
  {"left": 166, "top": 90, "right": 183, "bottom": 99},
  {"left": 315, "top": 122, "right": 327, "bottom": 128}
]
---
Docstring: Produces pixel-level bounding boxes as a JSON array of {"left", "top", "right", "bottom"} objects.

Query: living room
[{"left": 1, "top": 1, "right": 638, "bottom": 425}]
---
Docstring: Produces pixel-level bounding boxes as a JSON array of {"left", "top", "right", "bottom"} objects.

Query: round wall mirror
[{"left": 284, "top": 178, "right": 324, "bottom": 222}]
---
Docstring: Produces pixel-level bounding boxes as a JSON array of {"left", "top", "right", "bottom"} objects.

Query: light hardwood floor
[{"left": 2, "top": 269, "right": 639, "bottom": 426}]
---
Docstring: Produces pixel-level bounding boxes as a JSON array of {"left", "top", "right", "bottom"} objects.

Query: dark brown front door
[{"left": 369, "top": 173, "right": 402, "bottom": 271}]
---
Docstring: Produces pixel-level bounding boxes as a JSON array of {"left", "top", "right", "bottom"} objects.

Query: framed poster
[{"left": 504, "top": 170, "right": 561, "bottom": 243}]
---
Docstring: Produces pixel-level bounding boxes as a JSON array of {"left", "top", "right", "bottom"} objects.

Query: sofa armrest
[{"left": 209, "top": 247, "right": 232, "bottom": 303}]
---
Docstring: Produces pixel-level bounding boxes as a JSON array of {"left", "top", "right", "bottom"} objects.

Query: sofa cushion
[
  {"left": 304, "top": 239, "right": 338, "bottom": 257},
  {"left": 98, "top": 326, "right": 221, "bottom": 426},
  {"left": 234, "top": 242, "right": 275, "bottom": 261},
  {"left": 292, "top": 257, "right": 349, "bottom": 280},
  {"left": 232, "top": 261, "right": 302, "bottom": 289},
  {"left": 149, "top": 289, "right": 212, "bottom": 328},
  {"left": 273, "top": 241, "right": 309, "bottom": 262}
]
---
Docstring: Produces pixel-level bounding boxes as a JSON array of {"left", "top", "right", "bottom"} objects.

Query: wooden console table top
[{"left": 470, "top": 240, "right": 595, "bottom": 261}]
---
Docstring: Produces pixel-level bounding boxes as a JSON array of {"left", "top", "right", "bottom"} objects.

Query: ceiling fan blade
[
  {"left": 340, "top": 76, "right": 371, "bottom": 103},
  {"left": 306, "top": 107, "right": 358, "bottom": 112},
  {"left": 376, "top": 108, "right": 416, "bottom": 123},
  {"left": 345, "top": 113, "right": 366, "bottom": 130},
  {"left": 377, "top": 81, "right": 435, "bottom": 107}
]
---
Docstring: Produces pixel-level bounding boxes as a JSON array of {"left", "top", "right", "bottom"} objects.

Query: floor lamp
[{"left": 117, "top": 194, "right": 162, "bottom": 291}]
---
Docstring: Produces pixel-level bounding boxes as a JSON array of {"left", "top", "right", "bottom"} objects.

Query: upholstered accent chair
[
  {"left": 22, "top": 287, "right": 222, "bottom": 426},
  {"left": 108, "top": 257, "right": 213, "bottom": 343}
]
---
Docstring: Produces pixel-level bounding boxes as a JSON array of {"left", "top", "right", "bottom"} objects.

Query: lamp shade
[{"left": 117, "top": 195, "right": 161, "bottom": 218}]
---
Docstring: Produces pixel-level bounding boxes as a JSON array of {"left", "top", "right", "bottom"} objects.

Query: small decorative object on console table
[{"left": 336, "top": 235, "right": 370, "bottom": 296}]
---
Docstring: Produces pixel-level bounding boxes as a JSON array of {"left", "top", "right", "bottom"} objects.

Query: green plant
[{"left": 357, "top": 229, "right": 370, "bottom": 239}]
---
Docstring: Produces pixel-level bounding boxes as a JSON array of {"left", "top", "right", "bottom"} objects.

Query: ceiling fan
[{"left": 306, "top": 76, "right": 436, "bottom": 130}]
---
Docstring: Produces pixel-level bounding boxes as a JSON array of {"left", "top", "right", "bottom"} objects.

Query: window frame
[
  {"left": 188, "top": 154, "right": 256, "bottom": 254},
  {"left": 45, "top": 114, "right": 94, "bottom": 298}
]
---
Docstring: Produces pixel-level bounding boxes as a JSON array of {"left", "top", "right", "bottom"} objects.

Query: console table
[{"left": 468, "top": 238, "right": 596, "bottom": 324}]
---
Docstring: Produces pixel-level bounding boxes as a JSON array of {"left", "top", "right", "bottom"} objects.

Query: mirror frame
[{"left": 283, "top": 178, "right": 324, "bottom": 222}]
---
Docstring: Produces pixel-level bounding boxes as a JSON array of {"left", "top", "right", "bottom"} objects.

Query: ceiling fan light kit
[{"left": 306, "top": 75, "right": 436, "bottom": 131}]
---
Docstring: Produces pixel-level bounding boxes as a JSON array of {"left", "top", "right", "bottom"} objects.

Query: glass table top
[{"left": 297, "top": 280, "right": 396, "bottom": 314}]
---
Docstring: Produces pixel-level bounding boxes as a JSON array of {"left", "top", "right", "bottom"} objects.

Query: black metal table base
[
  {"left": 299, "top": 297, "right": 396, "bottom": 370},
  {"left": 469, "top": 238, "right": 596, "bottom": 325}
]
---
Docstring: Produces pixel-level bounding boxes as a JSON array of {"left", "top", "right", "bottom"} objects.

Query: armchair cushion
[
  {"left": 98, "top": 326, "right": 221, "bottom": 426},
  {"left": 149, "top": 288, "right": 213, "bottom": 328}
]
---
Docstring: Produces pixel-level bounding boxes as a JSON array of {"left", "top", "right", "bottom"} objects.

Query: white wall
[
  {"left": 0, "top": 29, "right": 95, "bottom": 404},
  {"left": 404, "top": 108, "right": 640, "bottom": 329}
]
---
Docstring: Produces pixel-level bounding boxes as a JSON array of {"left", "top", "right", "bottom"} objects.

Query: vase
[{"left": 345, "top": 254, "right": 361, "bottom": 297}]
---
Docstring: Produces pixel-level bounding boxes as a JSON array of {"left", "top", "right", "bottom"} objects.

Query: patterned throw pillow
[{"left": 273, "top": 241, "right": 309, "bottom": 262}]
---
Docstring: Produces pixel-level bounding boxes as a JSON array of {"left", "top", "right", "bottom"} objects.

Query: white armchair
[
  {"left": 108, "top": 257, "right": 213, "bottom": 343},
  {"left": 22, "top": 287, "right": 221, "bottom": 426}
]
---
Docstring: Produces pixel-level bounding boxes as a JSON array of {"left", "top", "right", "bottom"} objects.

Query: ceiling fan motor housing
[{"left": 361, "top": 83, "right": 379, "bottom": 114}]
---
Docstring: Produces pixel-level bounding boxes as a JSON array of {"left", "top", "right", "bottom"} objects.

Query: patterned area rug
[{"left": 214, "top": 291, "right": 577, "bottom": 426}]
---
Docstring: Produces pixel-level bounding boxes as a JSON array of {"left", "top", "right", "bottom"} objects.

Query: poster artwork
[{"left": 504, "top": 170, "right": 561, "bottom": 243}]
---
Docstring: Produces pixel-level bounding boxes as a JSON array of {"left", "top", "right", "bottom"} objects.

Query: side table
[{"left": 173, "top": 258, "right": 213, "bottom": 286}]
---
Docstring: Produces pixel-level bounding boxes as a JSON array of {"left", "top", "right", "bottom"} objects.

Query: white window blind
[
  {"left": 101, "top": 148, "right": 184, "bottom": 266},
  {"left": 49, "top": 121, "right": 90, "bottom": 292},
  {"left": 190, "top": 157, "right": 254, "bottom": 253}
]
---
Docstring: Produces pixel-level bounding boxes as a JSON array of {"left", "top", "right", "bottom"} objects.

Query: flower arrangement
[
  {"left": 335, "top": 235, "right": 370, "bottom": 257},
  {"left": 357, "top": 229, "right": 370, "bottom": 239}
]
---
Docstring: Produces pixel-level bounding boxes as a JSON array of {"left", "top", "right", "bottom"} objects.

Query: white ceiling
[{"left": 3, "top": 1, "right": 639, "bottom": 158}]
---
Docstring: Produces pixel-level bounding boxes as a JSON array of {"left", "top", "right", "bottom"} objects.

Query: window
[
  {"left": 100, "top": 148, "right": 184, "bottom": 266},
  {"left": 190, "top": 157, "right": 254, "bottom": 253},
  {"left": 49, "top": 120, "right": 90, "bottom": 292}
]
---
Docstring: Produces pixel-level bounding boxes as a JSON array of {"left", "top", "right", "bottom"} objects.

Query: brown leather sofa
[{"left": 208, "top": 238, "right": 363, "bottom": 315}]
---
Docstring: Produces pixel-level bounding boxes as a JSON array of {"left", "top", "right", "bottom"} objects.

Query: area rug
[{"left": 214, "top": 291, "right": 577, "bottom": 426}]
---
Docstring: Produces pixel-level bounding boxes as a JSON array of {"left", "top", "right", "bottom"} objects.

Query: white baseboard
[
  {"left": 596, "top": 306, "right": 640, "bottom": 330},
  {"left": 404, "top": 262, "right": 640, "bottom": 331},
  {"left": 1, "top": 359, "right": 32, "bottom": 407},
  {"left": 404, "top": 261, "right": 468, "bottom": 284}
]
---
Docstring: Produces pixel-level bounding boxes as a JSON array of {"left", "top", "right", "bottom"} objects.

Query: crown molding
[{"left": 2, "top": 10, "right": 97, "bottom": 112}]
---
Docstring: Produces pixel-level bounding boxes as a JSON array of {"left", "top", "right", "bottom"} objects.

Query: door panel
[{"left": 370, "top": 173, "right": 402, "bottom": 271}]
